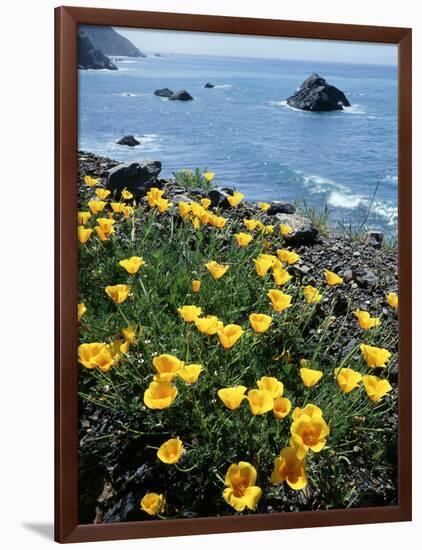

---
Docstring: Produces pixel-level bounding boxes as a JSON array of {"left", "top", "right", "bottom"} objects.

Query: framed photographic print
[{"left": 55, "top": 5, "right": 412, "bottom": 543}]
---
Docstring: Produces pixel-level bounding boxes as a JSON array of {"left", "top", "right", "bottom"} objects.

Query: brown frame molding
[{"left": 55, "top": 5, "right": 412, "bottom": 543}]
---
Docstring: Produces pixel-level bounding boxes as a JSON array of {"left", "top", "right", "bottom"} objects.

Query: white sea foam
[
  {"left": 342, "top": 104, "right": 366, "bottom": 115},
  {"left": 328, "top": 190, "right": 363, "bottom": 209},
  {"left": 213, "top": 84, "right": 232, "bottom": 89},
  {"left": 295, "top": 169, "right": 397, "bottom": 224}
]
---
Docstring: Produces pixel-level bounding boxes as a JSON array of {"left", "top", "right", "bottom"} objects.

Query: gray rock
[
  {"left": 154, "top": 88, "right": 174, "bottom": 97},
  {"left": 284, "top": 223, "right": 319, "bottom": 246},
  {"left": 106, "top": 160, "right": 162, "bottom": 198},
  {"left": 207, "top": 187, "right": 235, "bottom": 209},
  {"left": 364, "top": 231, "right": 384, "bottom": 249},
  {"left": 169, "top": 90, "right": 194, "bottom": 101},
  {"left": 116, "top": 135, "right": 140, "bottom": 147},
  {"left": 352, "top": 267, "right": 379, "bottom": 288},
  {"left": 267, "top": 201, "right": 296, "bottom": 215},
  {"left": 204, "top": 82, "right": 215, "bottom": 88},
  {"left": 286, "top": 73, "right": 351, "bottom": 112}
]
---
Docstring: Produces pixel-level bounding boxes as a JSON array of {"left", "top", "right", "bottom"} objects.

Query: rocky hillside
[
  {"left": 80, "top": 25, "right": 146, "bottom": 57},
  {"left": 78, "top": 30, "right": 117, "bottom": 71}
]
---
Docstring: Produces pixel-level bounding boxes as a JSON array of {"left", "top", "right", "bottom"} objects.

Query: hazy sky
[{"left": 117, "top": 27, "right": 397, "bottom": 66}]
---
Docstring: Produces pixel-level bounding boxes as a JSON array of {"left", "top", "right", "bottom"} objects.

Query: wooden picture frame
[{"left": 55, "top": 5, "right": 412, "bottom": 543}]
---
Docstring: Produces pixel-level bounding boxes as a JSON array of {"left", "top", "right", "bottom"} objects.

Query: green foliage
[
  {"left": 172, "top": 168, "right": 215, "bottom": 192},
  {"left": 78, "top": 192, "right": 397, "bottom": 519}
]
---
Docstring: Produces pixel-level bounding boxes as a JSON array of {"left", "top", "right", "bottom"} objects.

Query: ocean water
[{"left": 78, "top": 53, "right": 398, "bottom": 234}]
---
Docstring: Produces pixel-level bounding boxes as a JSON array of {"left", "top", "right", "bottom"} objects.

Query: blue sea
[{"left": 78, "top": 54, "right": 398, "bottom": 234}]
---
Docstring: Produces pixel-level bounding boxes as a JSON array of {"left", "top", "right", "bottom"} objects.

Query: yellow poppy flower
[
  {"left": 110, "top": 202, "right": 123, "bottom": 213},
  {"left": 119, "top": 256, "right": 145, "bottom": 275},
  {"left": 257, "top": 376, "right": 283, "bottom": 398},
  {"left": 292, "top": 403, "right": 323, "bottom": 421},
  {"left": 277, "top": 249, "right": 300, "bottom": 265},
  {"left": 218, "top": 324, "right": 244, "bottom": 349},
  {"left": 122, "top": 326, "right": 136, "bottom": 344},
  {"left": 290, "top": 413, "right": 330, "bottom": 453},
  {"left": 152, "top": 354, "right": 183, "bottom": 382},
  {"left": 121, "top": 205, "right": 134, "bottom": 218},
  {"left": 78, "top": 226, "right": 93, "bottom": 244},
  {"left": 243, "top": 219, "right": 260, "bottom": 231},
  {"left": 95, "top": 188, "right": 111, "bottom": 200},
  {"left": 354, "top": 309, "right": 381, "bottom": 330},
  {"left": 325, "top": 269, "right": 344, "bottom": 286},
  {"left": 279, "top": 224, "right": 293, "bottom": 236},
  {"left": 95, "top": 218, "right": 115, "bottom": 241},
  {"left": 121, "top": 189, "right": 133, "bottom": 200},
  {"left": 208, "top": 215, "right": 227, "bottom": 228},
  {"left": 200, "top": 198, "right": 212, "bottom": 209},
  {"left": 247, "top": 389, "right": 274, "bottom": 415},
  {"left": 78, "top": 342, "right": 106, "bottom": 369},
  {"left": 258, "top": 202, "right": 270, "bottom": 211},
  {"left": 178, "top": 305, "right": 202, "bottom": 323},
  {"left": 178, "top": 363, "right": 204, "bottom": 384},
  {"left": 191, "top": 279, "right": 201, "bottom": 293},
  {"left": 157, "top": 437, "right": 183, "bottom": 464},
  {"left": 253, "top": 257, "right": 273, "bottom": 277},
  {"left": 234, "top": 232, "right": 253, "bottom": 247},
  {"left": 205, "top": 260, "right": 229, "bottom": 279},
  {"left": 264, "top": 225, "right": 274, "bottom": 234},
  {"left": 387, "top": 292, "right": 398, "bottom": 309},
  {"left": 249, "top": 313, "right": 272, "bottom": 333},
  {"left": 217, "top": 386, "right": 247, "bottom": 410},
  {"left": 78, "top": 211, "right": 91, "bottom": 225},
  {"left": 84, "top": 175, "right": 99, "bottom": 187},
  {"left": 223, "top": 462, "right": 262, "bottom": 512},
  {"left": 267, "top": 289, "right": 292, "bottom": 312},
  {"left": 147, "top": 187, "right": 165, "bottom": 207},
  {"left": 271, "top": 447, "right": 307, "bottom": 490},
  {"left": 362, "top": 375, "right": 393, "bottom": 402},
  {"left": 194, "top": 315, "right": 223, "bottom": 335},
  {"left": 87, "top": 200, "right": 107, "bottom": 214},
  {"left": 78, "top": 303, "right": 87, "bottom": 321},
  {"left": 203, "top": 171, "right": 215, "bottom": 183},
  {"left": 303, "top": 285, "right": 322, "bottom": 304},
  {"left": 273, "top": 265, "right": 292, "bottom": 286},
  {"left": 188, "top": 202, "right": 202, "bottom": 218},
  {"left": 178, "top": 201, "right": 191, "bottom": 219},
  {"left": 360, "top": 344, "right": 391, "bottom": 368},
  {"left": 334, "top": 367, "right": 363, "bottom": 393},
  {"left": 273, "top": 397, "right": 292, "bottom": 420},
  {"left": 300, "top": 367, "right": 323, "bottom": 388},
  {"left": 143, "top": 380, "right": 178, "bottom": 409},
  {"left": 156, "top": 197, "right": 172, "bottom": 213},
  {"left": 105, "top": 284, "right": 130, "bottom": 304},
  {"left": 227, "top": 191, "right": 244, "bottom": 207},
  {"left": 140, "top": 493, "right": 165, "bottom": 516}
]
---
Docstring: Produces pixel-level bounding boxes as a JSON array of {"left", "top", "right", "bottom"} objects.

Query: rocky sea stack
[
  {"left": 116, "top": 135, "right": 141, "bottom": 147},
  {"left": 154, "top": 89, "right": 194, "bottom": 101},
  {"left": 78, "top": 30, "right": 117, "bottom": 71},
  {"left": 287, "top": 74, "right": 351, "bottom": 112}
]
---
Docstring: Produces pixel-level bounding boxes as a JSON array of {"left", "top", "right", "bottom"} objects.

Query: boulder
[
  {"left": 267, "top": 201, "right": 296, "bottom": 215},
  {"left": 106, "top": 160, "right": 162, "bottom": 199},
  {"left": 204, "top": 83, "right": 215, "bottom": 88},
  {"left": 286, "top": 73, "right": 351, "bottom": 112},
  {"left": 154, "top": 88, "right": 174, "bottom": 98},
  {"left": 116, "top": 135, "right": 140, "bottom": 147},
  {"left": 364, "top": 231, "right": 384, "bottom": 249},
  {"left": 169, "top": 90, "right": 194, "bottom": 101},
  {"left": 275, "top": 213, "right": 319, "bottom": 245},
  {"left": 207, "top": 187, "right": 235, "bottom": 209},
  {"left": 352, "top": 267, "right": 379, "bottom": 288}
]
